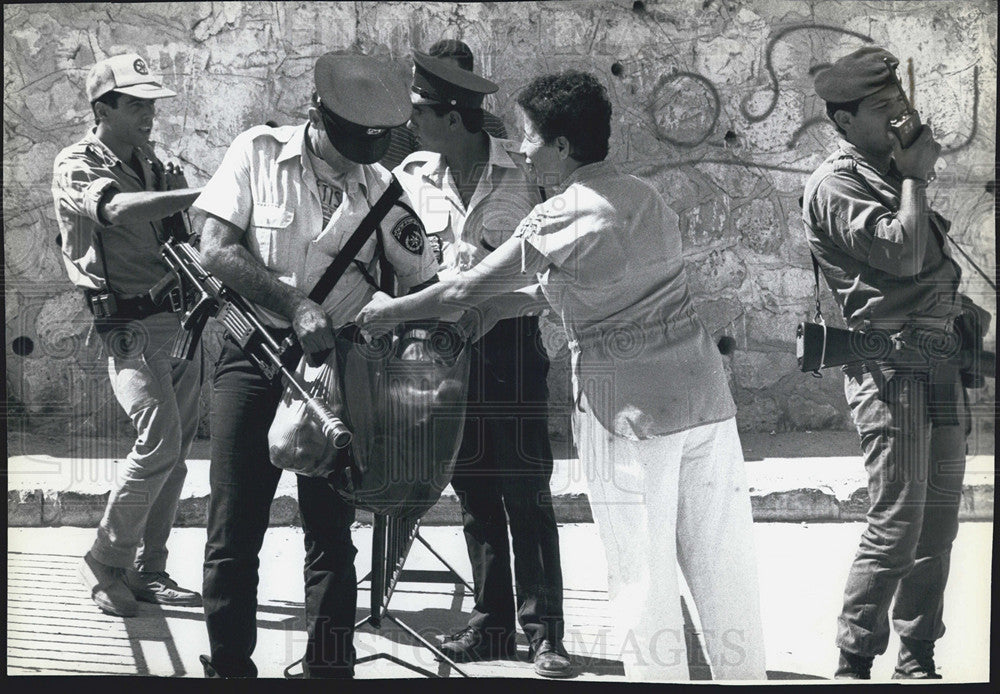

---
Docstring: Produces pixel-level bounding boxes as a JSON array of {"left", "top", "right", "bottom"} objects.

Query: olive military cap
[{"left": 813, "top": 46, "right": 900, "bottom": 103}]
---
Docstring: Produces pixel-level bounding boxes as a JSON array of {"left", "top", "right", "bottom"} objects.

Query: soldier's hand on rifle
[
  {"left": 292, "top": 298, "right": 337, "bottom": 355},
  {"left": 893, "top": 125, "right": 941, "bottom": 181}
]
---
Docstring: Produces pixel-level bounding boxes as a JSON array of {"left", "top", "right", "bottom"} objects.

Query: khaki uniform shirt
[
  {"left": 193, "top": 123, "right": 437, "bottom": 328},
  {"left": 802, "top": 140, "right": 961, "bottom": 331},
  {"left": 52, "top": 129, "right": 172, "bottom": 295},
  {"left": 394, "top": 135, "right": 542, "bottom": 279},
  {"left": 379, "top": 111, "right": 508, "bottom": 170},
  {"left": 514, "top": 160, "right": 736, "bottom": 440}
]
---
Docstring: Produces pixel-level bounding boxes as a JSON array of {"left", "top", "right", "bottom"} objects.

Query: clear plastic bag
[
  {"left": 269, "top": 322, "right": 470, "bottom": 519},
  {"left": 336, "top": 323, "right": 469, "bottom": 518}
]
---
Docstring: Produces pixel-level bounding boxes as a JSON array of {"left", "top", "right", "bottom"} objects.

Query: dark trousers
[
  {"left": 453, "top": 316, "right": 564, "bottom": 646},
  {"left": 837, "top": 362, "right": 968, "bottom": 657},
  {"left": 203, "top": 339, "right": 357, "bottom": 678}
]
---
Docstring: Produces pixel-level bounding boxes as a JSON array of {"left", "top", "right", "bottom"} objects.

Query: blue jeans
[
  {"left": 837, "top": 362, "right": 968, "bottom": 656},
  {"left": 202, "top": 338, "right": 357, "bottom": 678},
  {"left": 91, "top": 312, "right": 201, "bottom": 572}
]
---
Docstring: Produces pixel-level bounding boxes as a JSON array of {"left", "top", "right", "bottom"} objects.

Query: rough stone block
[
  {"left": 175, "top": 496, "right": 209, "bottom": 527},
  {"left": 552, "top": 494, "right": 594, "bottom": 524},
  {"left": 269, "top": 495, "right": 301, "bottom": 526},
  {"left": 50, "top": 490, "right": 108, "bottom": 527},
  {"left": 959, "top": 485, "right": 994, "bottom": 520},
  {"left": 751, "top": 488, "right": 839, "bottom": 522},
  {"left": 838, "top": 487, "right": 871, "bottom": 521},
  {"left": 8, "top": 489, "right": 42, "bottom": 527}
]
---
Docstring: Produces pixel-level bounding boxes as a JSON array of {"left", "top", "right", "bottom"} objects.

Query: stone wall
[{"left": 4, "top": 1, "right": 996, "bottom": 449}]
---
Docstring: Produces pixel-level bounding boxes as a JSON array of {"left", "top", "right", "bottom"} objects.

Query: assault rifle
[
  {"left": 796, "top": 321, "right": 995, "bottom": 385},
  {"left": 158, "top": 237, "right": 352, "bottom": 450}
]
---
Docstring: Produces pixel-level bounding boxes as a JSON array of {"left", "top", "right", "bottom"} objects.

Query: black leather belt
[
  {"left": 118, "top": 294, "right": 170, "bottom": 320},
  {"left": 84, "top": 289, "right": 171, "bottom": 321}
]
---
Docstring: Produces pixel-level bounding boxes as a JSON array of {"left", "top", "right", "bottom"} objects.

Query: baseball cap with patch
[
  {"left": 314, "top": 53, "right": 412, "bottom": 165},
  {"left": 86, "top": 53, "right": 177, "bottom": 102}
]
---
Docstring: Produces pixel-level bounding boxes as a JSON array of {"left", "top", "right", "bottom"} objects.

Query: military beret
[
  {"left": 813, "top": 46, "right": 900, "bottom": 103},
  {"left": 411, "top": 51, "right": 498, "bottom": 109},
  {"left": 314, "top": 53, "right": 411, "bottom": 164}
]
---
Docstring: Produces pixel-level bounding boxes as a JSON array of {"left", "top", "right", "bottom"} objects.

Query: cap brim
[
  {"left": 410, "top": 91, "right": 439, "bottom": 106},
  {"left": 328, "top": 129, "right": 392, "bottom": 165},
  {"left": 114, "top": 83, "right": 177, "bottom": 99}
]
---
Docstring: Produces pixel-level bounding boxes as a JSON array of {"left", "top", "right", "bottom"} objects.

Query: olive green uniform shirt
[{"left": 802, "top": 140, "right": 961, "bottom": 331}]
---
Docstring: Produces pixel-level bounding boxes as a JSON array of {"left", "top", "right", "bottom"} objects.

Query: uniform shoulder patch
[{"left": 390, "top": 214, "right": 426, "bottom": 255}]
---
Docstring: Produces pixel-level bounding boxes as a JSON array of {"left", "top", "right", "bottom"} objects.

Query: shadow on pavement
[
  {"left": 7, "top": 551, "right": 186, "bottom": 676},
  {"left": 9, "top": 547, "right": 798, "bottom": 681},
  {"left": 157, "top": 602, "right": 306, "bottom": 633}
]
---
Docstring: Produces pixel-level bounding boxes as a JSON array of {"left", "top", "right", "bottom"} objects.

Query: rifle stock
[
  {"left": 797, "top": 321, "right": 995, "bottom": 382},
  {"left": 160, "top": 238, "right": 352, "bottom": 450}
]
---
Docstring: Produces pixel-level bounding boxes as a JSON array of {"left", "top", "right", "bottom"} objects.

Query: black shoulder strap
[
  {"left": 800, "top": 191, "right": 825, "bottom": 324},
  {"left": 810, "top": 251, "right": 824, "bottom": 323},
  {"left": 307, "top": 175, "right": 404, "bottom": 304},
  {"left": 92, "top": 227, "right": 116, "bottom": 294}
]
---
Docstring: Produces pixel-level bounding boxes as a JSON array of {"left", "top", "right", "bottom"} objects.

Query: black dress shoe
[
  {"left": 199, "top": 654, "right": 257, "bottom": 678},
  {"left": 200, "top": 655, "right": 221, "bottom": 678},
  {"left": 892, "top": 637, "right": 942, "bottom": 679},
  {"left": 834, "top": 650, "right": 873, "bottom": 679},
  {"left": 437, "top": 626, "right": 516, "bottom": 662},
  {"left": 531, "top": 639, "right": 574, "bottom": 679}
]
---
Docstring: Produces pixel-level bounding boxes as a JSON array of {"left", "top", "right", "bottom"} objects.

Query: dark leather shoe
[
  {"left": 78, "top": 552, "right": 138, "bottom": 617},
  {"left": 200, "top": 654, "right": 257, "bottom": 678},
  {"left": 437, "top": 626, "right": 515, "bottom": 662},
  {"left": 531, "top": 639, "right": 573, "bottom": 678},
  {"left": 834, "top": 650, "right": 873, "bottom": 679},
  {"left": 892, "top": 638, "right": 942, "bottom": 679},
  {"left": 200, "top": 655, "right": 222, "bottom": 678}
]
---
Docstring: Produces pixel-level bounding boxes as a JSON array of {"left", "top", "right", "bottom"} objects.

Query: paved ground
[{"left": 6, "top": 520, "right": 992, "bottom": 682}]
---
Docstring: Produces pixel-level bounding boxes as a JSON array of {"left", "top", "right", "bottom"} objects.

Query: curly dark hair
[{"left": 515, "top": 70, "right": 612, "bottom": 164}]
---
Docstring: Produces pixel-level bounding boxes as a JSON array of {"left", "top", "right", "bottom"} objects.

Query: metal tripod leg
[
  {"left": 354, "top": 610, "right": 470, "bottom": 677},
  {"left": 414, "top": 527, "right": 474, "bottom": 594},
  {"left": 354, "top": 514, "right": 473, "bottom": 677}
]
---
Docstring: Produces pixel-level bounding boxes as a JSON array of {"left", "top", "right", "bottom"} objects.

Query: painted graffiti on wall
[{"left": 3, "top": 1, "right": 995, "bottom": 439}]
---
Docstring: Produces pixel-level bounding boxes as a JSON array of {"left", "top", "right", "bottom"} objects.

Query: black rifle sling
[
  {"left": 810, "top": 251, "right": 824, "bottom": 323},
  {"left": 307, "top": 175, "right": 404, "bottom": 304}
]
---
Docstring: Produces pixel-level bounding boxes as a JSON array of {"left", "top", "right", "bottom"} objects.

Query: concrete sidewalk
[
  {"left": 6, "top": 521, "right": 992, "bottom": 680},
  {"left": 7, "top": 431, "right": 995, "bottom": 527}
]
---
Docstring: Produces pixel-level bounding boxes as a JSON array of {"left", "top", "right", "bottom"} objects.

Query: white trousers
[{"left": 575, "top": 407, "right": 766, "bottom": 681}]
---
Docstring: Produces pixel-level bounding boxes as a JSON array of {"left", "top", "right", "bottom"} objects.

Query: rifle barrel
[{"left": 162, "top": 238, "right": 353, "bottom": 452}]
